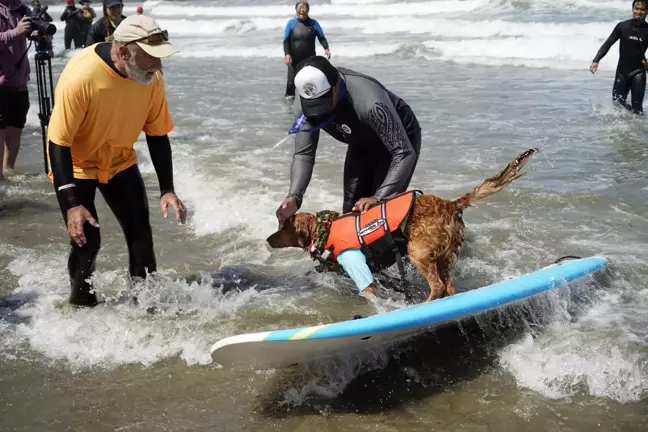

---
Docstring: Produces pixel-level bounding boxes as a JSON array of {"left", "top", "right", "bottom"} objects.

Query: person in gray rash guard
[{"left": 275, "top": 56, "right": 421, "bottom": 226}]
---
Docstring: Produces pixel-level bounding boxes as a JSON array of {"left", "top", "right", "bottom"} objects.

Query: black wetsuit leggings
[
  {"left": 613, "top": 69, "right": 646, "bottom": 114},
  {"left": 64, "top": 28, "right": 84, "bottom": 50},
  {"left": 342, "top": 129, "right": 422, "bottom": 213},
  {"left": 55, "top": 164, "right": 156, "bottom": 305}
]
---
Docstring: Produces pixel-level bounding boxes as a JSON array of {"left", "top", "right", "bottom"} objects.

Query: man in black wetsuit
[
  {"left": 47, "top": 15, "right": 186, "bottom": 307},
  {"left": 275, "top": 56, "right": 421, "bottom": 226},
  {"left": 590, "top": 0, "right": 648, "bottom": 114},
  {"left": 283, "top": 1, "right": 330, "bottom": 98}
]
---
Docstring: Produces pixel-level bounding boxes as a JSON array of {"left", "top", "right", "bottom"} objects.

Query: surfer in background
[
  {"left": 590, "top": 0, "right": 648, "bottom": 114},
  {"left": 283, "top": 1, "right": 330, "bottom": 98},
  {"left": 275, "top": 56, "right": 421, "bottom": 227}
]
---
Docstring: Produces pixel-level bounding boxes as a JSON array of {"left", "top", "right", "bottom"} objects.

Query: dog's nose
[{"left": 266, "top": 232, "right": 280, "bottom": 247}]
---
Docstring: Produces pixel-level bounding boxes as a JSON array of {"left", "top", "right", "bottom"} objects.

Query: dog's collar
[{"left": 308, "top": 211, "right": 335, "bottom": 260}]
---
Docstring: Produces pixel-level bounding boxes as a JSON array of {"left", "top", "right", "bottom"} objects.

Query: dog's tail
[{"left": 453, "top": 148, "right": 538, "bottom": 211}]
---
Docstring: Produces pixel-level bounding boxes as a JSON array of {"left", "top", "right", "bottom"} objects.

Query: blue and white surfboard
[{"left": 210, "top": 256, "right": 608, "bottom": 369}]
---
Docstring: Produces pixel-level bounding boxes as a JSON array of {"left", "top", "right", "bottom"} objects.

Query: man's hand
[
  {"left": 16, "top": 16, "right": 32, "bottom": 36},
  {"left": 67, "top": 205, "right": 99, "bottom": 247},
  {"left": 284, "top": 54, "right": 292, "bottom": 65},
  {"left": 160, "top": 192, "right": 187, "bottom": 224},
  {"left": 324, "top": 49, "right": 331, "bottom": 59},
  {"left": 276, "top": 196, "right": 298, "bottom": 228},
  {"left": 352, "top": 197, "right": 378, "bottom": 214},
  {"left": 590, "top": 62, "right": 599, "bottom": 74}
]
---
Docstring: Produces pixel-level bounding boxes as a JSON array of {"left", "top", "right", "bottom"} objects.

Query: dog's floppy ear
[{"left": 293, "top": 214, "right": 314, "bottom": 248}]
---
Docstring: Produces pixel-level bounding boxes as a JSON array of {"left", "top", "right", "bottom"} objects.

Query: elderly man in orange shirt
[{"left": 47, "top": 15, "right": 186, "bottom": 307}]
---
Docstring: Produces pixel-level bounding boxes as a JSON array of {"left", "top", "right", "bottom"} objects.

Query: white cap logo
[
  {"left": 303, "top": 82, "right": 317, "bottom": 97},
  {"left": 295, "top": 65, "right": 331, "bottom": 100}
]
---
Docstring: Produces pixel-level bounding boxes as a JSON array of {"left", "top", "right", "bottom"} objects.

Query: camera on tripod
[{"left": 28, "top": 5, "right": 57, "bottom": 54}]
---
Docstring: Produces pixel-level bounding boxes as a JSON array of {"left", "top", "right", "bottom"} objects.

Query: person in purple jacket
[{"left": 0, "top": 0, "right": 33, "bottom": 180}]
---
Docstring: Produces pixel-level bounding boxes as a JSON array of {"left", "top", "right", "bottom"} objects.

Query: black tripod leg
[{"left": 34, "top": 52, "right": 54, "bottom": 174}]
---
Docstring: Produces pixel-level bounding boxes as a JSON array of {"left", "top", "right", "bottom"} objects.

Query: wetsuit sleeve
[
  {"left": 356, "top": 84, "right": 417, "bottom": 200},
  {"left": 287, "top": 126, "right": 320, "bottom": 206},
  {"left": 47, "top": 73, "right": 91, "bottom": 210},
  {"left": 145, "top": 134, "right": 175, "bottom": 196},
  {"left": 593, "top": 23, "right": 621, "bottom": 63},
  {"left": 283, "top": 33, "right": 290, "bottom": 56},
  {"left": 60, "top": 9, "right": 69, "bottom": 21},
  {"left": 283, "top": 18, "right": 297, "bottom": 55},
  {"left": 312, "top": 19, "right": 329, "bottom": 50},
  {"left": 143, "top": 74, "right": 174, "bottom": 136},
  {"left": 48, "top": 141, "right": 79, "bottom": 211}
]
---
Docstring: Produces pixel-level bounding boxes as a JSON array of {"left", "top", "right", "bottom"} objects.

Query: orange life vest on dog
[{"left": 323, "top": 190, "right": 419, "bottom": 261}]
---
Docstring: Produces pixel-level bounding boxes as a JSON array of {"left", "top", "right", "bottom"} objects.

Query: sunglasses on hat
[{"left": 131, "top": 30, "right": 169, "bottom": 46}]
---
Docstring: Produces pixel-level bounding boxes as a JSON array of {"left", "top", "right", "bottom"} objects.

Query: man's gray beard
[{"left": 125, "top": 58, "right": 155, "bottom": 85}]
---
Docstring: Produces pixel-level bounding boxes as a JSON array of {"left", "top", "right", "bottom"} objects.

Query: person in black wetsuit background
[
  {"left": 275, "top": 56, "right": 421, "bottom": 226},
  {"left": 60, "top": 0, "right": 84, "bottom": 50},
  {"left": 283, "top": 1, "right": 331, "bottom": 98},
  {"left": 590, "top": 0, "right": 648, "bottom": 114}
]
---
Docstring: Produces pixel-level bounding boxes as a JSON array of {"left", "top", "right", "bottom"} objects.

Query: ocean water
[{"left": 0, "top": 0, "right": 647, "bottom": 430}]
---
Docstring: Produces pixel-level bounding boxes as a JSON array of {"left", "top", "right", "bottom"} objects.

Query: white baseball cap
[
  {"left": 294, "top": 56, "right": 339, "bottom": 117},
  {"left": 113, "top": 15, "right": 179, "bottom": 58}
]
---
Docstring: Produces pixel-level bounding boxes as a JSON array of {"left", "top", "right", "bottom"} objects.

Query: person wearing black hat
[
  {"left": 275, "top": 56, "right": 421, "bottom": 226},
  {"left": 86, "top": 0, "right": 125, "bottom": 46},
  {"left": 590, "top": 0, "right": 648, "bottom": 114}
]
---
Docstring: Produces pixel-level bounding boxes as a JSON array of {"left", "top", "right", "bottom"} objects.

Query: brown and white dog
[{"left": 267, "top": 148, "right": 538, "bottom": 302}]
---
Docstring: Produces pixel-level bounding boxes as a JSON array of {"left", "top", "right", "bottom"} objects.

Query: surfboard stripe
[
  {"left": 289, "top": 324, "right": 331, "bottom": 340},
  {"left": 262, "top": 324, "right": 333, "bottom": 341}
]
